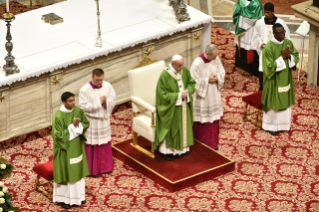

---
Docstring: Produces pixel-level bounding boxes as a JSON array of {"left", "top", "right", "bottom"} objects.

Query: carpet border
[{"left": 112, "top": 137, "right": 235, "bottom": 184}]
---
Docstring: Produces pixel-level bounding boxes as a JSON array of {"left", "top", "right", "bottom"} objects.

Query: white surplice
[
  {"left": 234, "top": 0, "right": 260, "bottom": 50},
  {"left": 251, "top": 17, "right": 290, "bottom": 72},
  {"left": 261, "top": 38, "right": 296, "bottom": 132},
  {"left": 79, "top": 81, "right": 116, "bottom": 145},
  {"left": 158, "top": 64, "right": 190, "bottom": 155},
  {"left": 53, "top": 105, "right": 85, "bottom": 205},
  {"left": 190, "top": 56, "right": 225, "bottom": 123}
]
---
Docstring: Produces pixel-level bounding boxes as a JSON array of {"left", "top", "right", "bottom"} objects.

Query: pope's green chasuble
[
  {"left": 262, "top": 39, "right": 299, "bottom": 112},
  {"left": 53, "top": 106, "right": 90, "bottom": 185},
  {"left": 233, "top": 0, "right": 263, "bottom": 36},
  {"left": 154, "top": 66, "right": 196, "bottom": 151}
]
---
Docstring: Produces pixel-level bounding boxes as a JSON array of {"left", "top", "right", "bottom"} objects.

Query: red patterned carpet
[{"left": 1, "top": 23, "right": 319, "bottom": 212}]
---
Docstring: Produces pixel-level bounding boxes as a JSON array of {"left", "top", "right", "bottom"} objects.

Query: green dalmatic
[
  {"left": 261, "top": 39, "right": 299, "bottom": 112},
  {"left": 52, "top": 106, "right": 90, "bottom": 185},
  {"left": 233, "top": 0, "right": 263, "bottom": 36}
]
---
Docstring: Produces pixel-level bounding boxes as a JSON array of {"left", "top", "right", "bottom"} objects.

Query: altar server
[
  {"left": 79, "top": 68, "right": 116, "bottom": 178},
  {"left": 191, "top": 44, "right": 225, "bottom": 150},
  {"left": 233, "top": 0, "right": 263, "bottom": 77},
  {"left": 261, "top": 23, "right": 299, "bottom": 135},
  {"left": 252, "top": 2, "right": 290, "bottom": 90},
  {"left": 52, "top": 92, "right": 90, "bottom": 210},
  {"left": 154, "top": 55, "right": 196, "bottom": 161}
]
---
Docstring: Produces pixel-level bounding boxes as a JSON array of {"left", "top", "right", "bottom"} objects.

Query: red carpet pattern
[{"left": 1, "top": 23, "right": 319, "bottom": 211}]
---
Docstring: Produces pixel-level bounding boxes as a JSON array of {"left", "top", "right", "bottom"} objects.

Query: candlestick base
[
  {"left": 2, "top": 13, "right": 14, "bottom": 19},
  {"left": 3, "top": 64, "right": 19, "bottom": 76},
  {"left": 95, "top": 36, "right": 103, "bottom": 48}
]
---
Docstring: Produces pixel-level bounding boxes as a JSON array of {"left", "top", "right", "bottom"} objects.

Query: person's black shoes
[
  {"left": 214, "top": 147, "right": 219, "bottom": 151},
  {"left": 62, "top": 203, "right": 71, "bottom": 209},
  {"left": 164, "top": 154, "right": 173, "bottom": 161},
  {"left": 268, "top": 131, "right": 277, "bottom": 136},
  {"left": 91, "top": 175, "right": 98, "bottom": 178},
  {"left": 81, "top": 200, "right": 86, "bottom": 205}
]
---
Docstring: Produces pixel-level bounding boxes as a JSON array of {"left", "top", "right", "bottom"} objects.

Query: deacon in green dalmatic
[
  {"left": 52, "top": 92, "right": 90, "bottom": 210},
  {"left": 260, "top": 23, "right": 299, "bottom": 136},
  {"left": 154, "top": 55, "right": 196, "bottom": 161}
]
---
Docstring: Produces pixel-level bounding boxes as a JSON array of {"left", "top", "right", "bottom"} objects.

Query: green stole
[{"left": 261, "top": 39, "right": 299, "bottom": 112}]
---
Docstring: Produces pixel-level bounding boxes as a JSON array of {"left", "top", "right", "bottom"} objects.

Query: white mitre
[{"left": 172, "top": 54, "right": 183, "bottom": 62}]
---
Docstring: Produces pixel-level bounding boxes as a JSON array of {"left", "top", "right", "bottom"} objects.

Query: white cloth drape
[
  {"left": 53, "top": 178, "right": 85, "bottom": 205},
  {"left": 79, "top": 81, "right": 116, "bottom": 145},
  {"left": 262, "top": 106, "right": 292, "bottom": 131},
  {"left": 190, "top": 56, "right": 225, "bottom": 123}
]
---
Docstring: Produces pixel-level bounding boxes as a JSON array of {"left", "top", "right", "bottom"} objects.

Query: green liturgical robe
[
  {"left": 261, "top": 39, "right": 299, "bottom": 112},
  {"left": 154, "top": 66, "right": 196, "bottom": 151},
  {"left": 233, "top": 0, "right": 263, "bottom": 36},
  {"left": 52, "top": 106, "right": 90, "bottom": 185}
]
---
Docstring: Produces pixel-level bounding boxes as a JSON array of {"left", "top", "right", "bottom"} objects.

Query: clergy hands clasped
[
  {"left": 282, "top": 45, "right": 291, "bottom": 59},
  {"left": 100, "top": 96, "right": 107, "bottom": 105},
  {"left": 73, "top": 118, "right": 81, "bottom": 127},
  {"left": 209, "top": 74, "right": 218, "bottom": 84},
  {"left": 181, "top": 90, "right": 188, "bottom": 99}
]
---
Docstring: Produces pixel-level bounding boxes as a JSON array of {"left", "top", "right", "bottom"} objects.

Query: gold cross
[
  {"left": 143, "top": 47, "right": 152, "bottom": 57},
  {"left": 193, "top": 32, "right": 200, "bottom": 41},
  {"left": 51, "top": 76, "right": 59, "bottom": 85},
  {"left": 0, "top": 92, "right": 5, "bottom": 102}
]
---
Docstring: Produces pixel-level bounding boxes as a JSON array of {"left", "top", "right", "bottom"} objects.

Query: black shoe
[
  {"left": 91, "top": 175, "right": 98, "bottom": 178},
  {"left": 81, "top": 200, "right": 86, "bottom": 205},
  {"left": 164, "top": 154, "right": 172, "bottom": 161},
  {"left": 62, "top": 203, "right": 71, "bottom": 209},
  {"left": 184, "top": 151, "right": 189, "bottom": 156},
  {"left": 214, "top": 147, "right": 219, "bottom": 151},
  {"left": 100, "top": 171, "right": 113, "bottom": 174},
  {"left": 268, "top": 131, "right": 277, "bottom": 136}
]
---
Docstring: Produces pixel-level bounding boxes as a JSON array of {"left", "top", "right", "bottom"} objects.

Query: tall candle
[{"left": 6, "top": 0, "right": 9, "bottom": 13}]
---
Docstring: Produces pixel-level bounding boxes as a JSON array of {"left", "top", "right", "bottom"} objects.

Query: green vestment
[
  {"left": 233, "top": 0, "right": 263, "bottom": 36},
  {"left": 154, "top": 66, "right": 196, "bottom": 151},
  {"left": 52, "top": 106, "right": 90, "bottom": 185},
  {"left": 262, "top": 39, "right": 299, "bottom": 112}
]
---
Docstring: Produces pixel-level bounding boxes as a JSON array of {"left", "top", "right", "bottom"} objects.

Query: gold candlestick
[{"left": 2, "top": 13, "right": 20, "bottom": 76}]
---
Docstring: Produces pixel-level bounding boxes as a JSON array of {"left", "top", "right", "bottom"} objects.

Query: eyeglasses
[{"left": 274, "top": 30, "right": 286, "bottom": 35}]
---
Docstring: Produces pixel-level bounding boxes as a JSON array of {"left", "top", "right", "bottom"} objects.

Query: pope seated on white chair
[{"left": 154, "top": 55, "right": 196, "bottom": 161}]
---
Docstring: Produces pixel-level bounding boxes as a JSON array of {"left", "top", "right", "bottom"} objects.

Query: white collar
[
  {"left": 60, "top": 104, "right": 73, "bottom": 113},
  {"left": 169, "top": 63, "right": 182, "bottom": 74},
  {"left": 271, "top": 37, "right": 284, "bottom": 44}
]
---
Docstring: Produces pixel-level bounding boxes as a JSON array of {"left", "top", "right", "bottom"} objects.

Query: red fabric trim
[
  {"left": 33, "top": 160, "right": 54, "bottom": 181},
  {"left": 247, "top": 50, "right": 254, "bottom": 64},
  {"left": 242, "top": 91, "right": 263, "bottom": 109}
]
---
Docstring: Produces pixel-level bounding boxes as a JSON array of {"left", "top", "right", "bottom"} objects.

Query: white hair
[{"left": 205, "top": 44, "right": 219, "bottom": 55}]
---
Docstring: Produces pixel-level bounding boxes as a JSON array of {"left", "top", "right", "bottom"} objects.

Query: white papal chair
[{"left": 128, "top": 60, "right": 166, "bottom": 158}]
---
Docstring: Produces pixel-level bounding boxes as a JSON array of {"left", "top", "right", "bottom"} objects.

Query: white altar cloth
[{"left": 0, "top": 0, "right": 212, "bottom": 87}]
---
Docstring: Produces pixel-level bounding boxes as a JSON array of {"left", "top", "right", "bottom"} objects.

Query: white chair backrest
[{"left": 128, "top": 60, "right": 166, "bottom": 107}]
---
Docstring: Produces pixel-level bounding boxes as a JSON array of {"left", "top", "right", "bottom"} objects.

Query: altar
[{"left": 0, "top": 0, "right": 212, "bottom": 141}]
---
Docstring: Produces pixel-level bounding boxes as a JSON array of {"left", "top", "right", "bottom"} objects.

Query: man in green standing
[
  {"left": 52, "top": 92, "right": 90, "bottom": 209},
  {"left": 154, "top": 55, "right": 196, "bottom": 161},
  {"left": 261, "top": 23, "right": 299, "bottom": 136}
]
